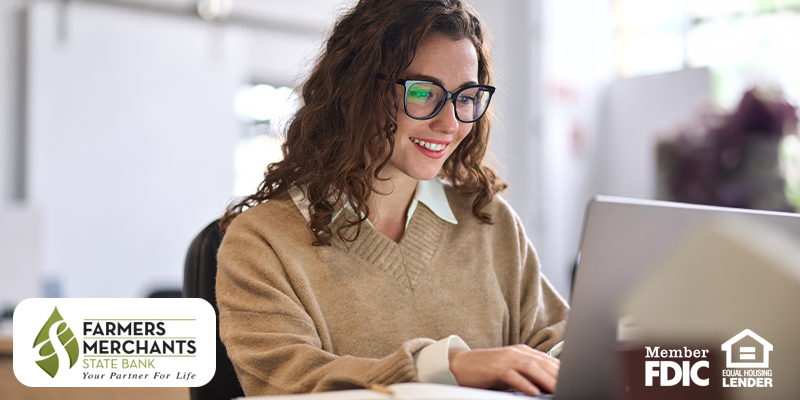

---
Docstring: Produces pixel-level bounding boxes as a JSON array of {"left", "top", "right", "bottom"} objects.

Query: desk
[{"left": 0, "top": 335, "right": 189, "bottom": 400}]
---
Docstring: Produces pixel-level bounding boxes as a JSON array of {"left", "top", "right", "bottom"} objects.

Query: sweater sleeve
[
  {"left": 513, "top": 213, "right": 570, "bottom": 353},
  {"left": 216, "top": 214, "right": 434, "bottom": 396}
]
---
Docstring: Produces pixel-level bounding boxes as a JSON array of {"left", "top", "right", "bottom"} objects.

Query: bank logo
[
  {"left": 32, "top": 307, "right": 80, "bottom": 378},
  {"left": 14, "top": 298, "right": 216, "bottom": 388},
  {"left": 721, "top": 329, "right": 772, "bottom": 369}
]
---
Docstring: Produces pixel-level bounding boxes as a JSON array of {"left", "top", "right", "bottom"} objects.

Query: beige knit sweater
[{"left": 216, "top": 187, "right": 570, "bottom": 396}]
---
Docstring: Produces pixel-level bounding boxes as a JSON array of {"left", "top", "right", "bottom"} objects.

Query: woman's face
[{"left": 383, "top": 34, "right": 479, "bottom": 182}]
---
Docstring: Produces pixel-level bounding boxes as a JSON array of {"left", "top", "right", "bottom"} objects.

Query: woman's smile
[{"left": 409, "top": 137, "right": 451, "bottom": 159}]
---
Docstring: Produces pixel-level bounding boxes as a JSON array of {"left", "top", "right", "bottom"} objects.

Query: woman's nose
[{"left": 430, "top": 100, "right": 460, "bottom": 135}]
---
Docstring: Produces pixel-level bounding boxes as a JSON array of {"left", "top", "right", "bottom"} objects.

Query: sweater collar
[{"left": 288, "top": 178, "right": 458, "bottom": 229}]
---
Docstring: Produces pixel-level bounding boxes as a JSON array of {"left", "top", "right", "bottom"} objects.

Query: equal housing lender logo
[
  {"left": 721, "top": 329, "right": 773, "bottom": 388},
  {"left": 14, "top": 298, "right": 215, "bottom": 387}
]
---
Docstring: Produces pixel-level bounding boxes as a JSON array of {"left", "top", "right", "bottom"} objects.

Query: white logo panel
[{"left": 13, "top": 298, "right": 216, "bottom": 387}]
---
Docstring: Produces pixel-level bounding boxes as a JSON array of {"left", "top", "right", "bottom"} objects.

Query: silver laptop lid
[{"left": 555, "top": 196, "right": 800, "bottom": 399}]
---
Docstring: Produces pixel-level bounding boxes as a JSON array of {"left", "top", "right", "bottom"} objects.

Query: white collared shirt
[
  {"left": 287, "top": 178, "right": 468, "bottom": 385},
  {"left": 288, "top": 178, "right": 458, "bottom": 229}
]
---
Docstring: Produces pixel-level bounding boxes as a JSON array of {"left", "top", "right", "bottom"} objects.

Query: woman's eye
[
  {"left": 457, "top": 95, "right": 475, "bottom": 105},
  {"left": 408, "top": 85, "right": 440, "bottom": 104},
  {"left": 408, "top": 91, "right": 432, "bottom": 104},
  {"left": 408, "top": 89, "right": 429, "bottom": 101}
]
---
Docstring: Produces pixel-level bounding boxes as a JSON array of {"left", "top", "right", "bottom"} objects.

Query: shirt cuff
[{"left": 412, "top": 335, "right": 471, "bottom": 385}]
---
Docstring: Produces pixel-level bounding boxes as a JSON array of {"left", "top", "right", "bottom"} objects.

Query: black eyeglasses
[{"left": 378, "top": 74, "right": 496, "bottom": 123}]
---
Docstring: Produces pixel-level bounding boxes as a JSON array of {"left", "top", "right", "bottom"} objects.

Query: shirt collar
[
  {"left": 289, "top": 178, "right": 458, "bottom": 229},
  {"left": 406, "top": 178, "right": 458, "bottom": 228}
]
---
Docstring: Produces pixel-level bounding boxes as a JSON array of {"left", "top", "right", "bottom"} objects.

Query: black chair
[{"left": 184, "top": 219, "right": 245, "bottom": 400}]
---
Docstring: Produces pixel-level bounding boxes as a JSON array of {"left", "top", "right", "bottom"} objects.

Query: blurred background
[{"left": 0, "top": 0, "right": 798, "bottom": 315}]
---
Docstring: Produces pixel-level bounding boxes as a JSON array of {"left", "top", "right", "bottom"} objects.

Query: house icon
[{"left": 721, "top": 329, "right": 773, "bottom": 368}]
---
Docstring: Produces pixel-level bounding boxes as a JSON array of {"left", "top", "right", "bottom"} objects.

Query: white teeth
[{"left": 410, "top": 138, "right": 446, "bottom": 152}]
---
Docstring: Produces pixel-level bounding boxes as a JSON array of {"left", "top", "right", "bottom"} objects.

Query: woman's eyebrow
[{"left": 404, "top": 74, "right": 479, "bottom": 89}]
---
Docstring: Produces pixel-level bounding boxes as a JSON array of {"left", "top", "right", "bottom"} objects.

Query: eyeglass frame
[{"left": 377, "top": 74, "right": 496, "bottom": 123}]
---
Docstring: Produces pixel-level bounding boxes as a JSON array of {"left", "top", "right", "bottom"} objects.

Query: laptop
[{"left": 552, "top": 196, "right": 800, "bottom": 399}]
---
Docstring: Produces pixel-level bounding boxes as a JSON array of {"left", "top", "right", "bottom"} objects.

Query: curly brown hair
[{"left": 221, "top": 0, "right": 507, "bottom": 245}]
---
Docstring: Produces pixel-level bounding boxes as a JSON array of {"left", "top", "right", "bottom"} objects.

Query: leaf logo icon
[{"left": 32, "top": 307, "right": 80, "bottom": 378}]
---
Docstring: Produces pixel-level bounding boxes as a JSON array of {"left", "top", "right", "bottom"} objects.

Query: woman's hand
[{"left": 448, "top": 344, "right": 560, "bottom": 396}]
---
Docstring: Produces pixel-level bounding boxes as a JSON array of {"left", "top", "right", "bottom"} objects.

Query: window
[
  {"left": 616, "top": 0, "right": 800, "bottom": 108},
  {"left": 233, "top": 84, "right": 300, "bottom": 196},
  {"left": 617, "top": 0, "right": 800, "bottom": 210}
]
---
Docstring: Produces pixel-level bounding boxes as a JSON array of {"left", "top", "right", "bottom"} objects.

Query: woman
[{"left": 216, "top": 0, "right": 569, "bottom": 396}]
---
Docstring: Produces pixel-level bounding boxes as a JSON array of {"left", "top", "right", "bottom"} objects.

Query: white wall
[
  {"left": 600, "top": 68, "right": 712, "bottom": 199},
  {"left": 469, "top": 0, "right": 544, "bottom": 259},
  {"left": 0, "top": 0, "right": 37, "bottom": 308},
  {"left": 11, "top": 0, "right": 326, "bottom": 298},
  {"left": 534, "top": 0, "right": 712, "bottom": 300},
  {"left": 538, "top": 0, "right": 616, "bottom": 299},
  {"left": 27, "top": 0, "right": 246, "bottom": 298},
  {"left": 0, "top": 206, "right": 39, "bottom": 307}
]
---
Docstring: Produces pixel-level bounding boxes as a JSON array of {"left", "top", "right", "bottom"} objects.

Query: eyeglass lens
[{"left": 406, "top": 82, "right": 491, "bottom": 122}]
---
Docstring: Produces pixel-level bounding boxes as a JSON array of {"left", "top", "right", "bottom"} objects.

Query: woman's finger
[
  {"left": 508, "top": 345, "right": 561, "bottom": 380},
  {"left": 500, "top": 369, "right": 542, "bottom": 396},
  {"left": 450, "top": 346, "right": 562, "bottom": 394},
  {"left": 515, "top": 357, "right": 558, "bottom": 393}
]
